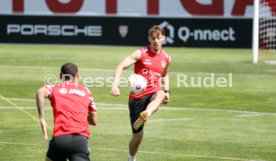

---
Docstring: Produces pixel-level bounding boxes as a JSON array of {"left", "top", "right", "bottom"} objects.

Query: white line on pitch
[
  {"left": 2, "top": 98, "right": 36, "bottom": 102},
  {"left": 235, "top": 113, "right": 266, "bottom": 118},
  {"left": 0, "top": 141, "right": 261, "bottom": 161},
  {"left": 2, "top": 97, "right": 276, "bottom": 116},
  {"left": 0, "top": 65, "right": 237, "bottom": 76},
  {"left": 0, "top": 106, "right": 36, "bottom": 109},
  {"left": 0, "top": 65, "right": 114, "bottom": 72},
  {"left": 149, "top": 118, "right": 193, "bottom": 122},
  {"left": 1, "top": 104, "right": 276, "bottom": 117},
  {"left": 0, "top": 142, "right": 46, "bottom": 147}
]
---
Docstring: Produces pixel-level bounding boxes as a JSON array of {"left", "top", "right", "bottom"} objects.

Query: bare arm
[
  {"left": 111, "top": 50, "right": 141, "bottom": 96},
  {"left": 87, "top": 95, "right": 98, "bottom": 125},
  {"left": 162, "top": 70, "right": 170, "bottom": 91},
  {"left": 36, "top": 87, "right": 49, "bottom": 140},
  {"left": 88, "top": 112, "right": 98, "bottom": 126},
  {"left": 162, "top": 57, "right": 171, "bottom": 104}
]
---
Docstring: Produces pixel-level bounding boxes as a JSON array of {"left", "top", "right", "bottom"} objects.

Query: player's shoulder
[
  {"left": 141, "top": 46, "right": 149, "bottom": 53},
  {"left": 42, "top": 84, "right": 55, "bottom": 96},
  {"left": 44, "top": 84, "right": 55, "bottom": 90},
  {"left": 130, "top": 48, "right": 143, "bottom": 61},
  {"left": 75, "top": 84, "right": 93, "bottom": 96},
  {"left": 136, "top": 46, "right": 150, "bottom": 59},
  {"left": 84, "top": 86, "right": 92, "bottom": 94},
  {"left": 76, "top": 84, "right": 90, "bottom": 91}
]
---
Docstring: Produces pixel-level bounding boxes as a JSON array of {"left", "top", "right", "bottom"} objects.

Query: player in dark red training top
[
  {"left": 111, "top": 25, "right": 171, "bottom": 161},
  {"left": 36, "top": 63, "right": 98, "bottom": 161}
]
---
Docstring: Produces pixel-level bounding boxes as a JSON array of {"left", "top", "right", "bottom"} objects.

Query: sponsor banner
[
  {"left": 0, "top": 0, "right": 254, "bottom": 18},
  {"left": 0, "top": 15, "right": 252, "bottom": 48}
]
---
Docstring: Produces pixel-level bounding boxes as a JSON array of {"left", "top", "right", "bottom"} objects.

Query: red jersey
[
  {"left": 129, "top": 46, "right": 170, "bottom": 100},
  {"left": 45, "top": 81, "right": 96, "bottom": 138}
]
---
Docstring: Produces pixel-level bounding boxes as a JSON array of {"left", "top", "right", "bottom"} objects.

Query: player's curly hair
[{"left": 60, "top": 63, "right": 78, "bottom": 81}]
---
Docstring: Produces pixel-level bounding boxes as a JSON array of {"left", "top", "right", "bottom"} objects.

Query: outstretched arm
[
  {"left": 88, "top": 98, "right": 98, "bottom": 126},
  {"left": 36, "top": 87, "right": 49, "bottom": 140},
  {"left": 162, "top": 71, "right": 170, "bottom": 104},
  {"left": 111, "top": 50, "right": 141, "bottom": 96},
  {"left": 162, "top": 57, "right": 171, "bottom": 104},
  {"left": 88, "top": 112, "right": 98, "bottom": 126}
]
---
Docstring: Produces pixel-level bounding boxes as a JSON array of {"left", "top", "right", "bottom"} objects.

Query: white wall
[{"left": 0, "top": 0, "right": 255, "bottom": 18}]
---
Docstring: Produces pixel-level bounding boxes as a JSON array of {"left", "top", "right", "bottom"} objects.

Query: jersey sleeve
[
  {"left": 45, "top": 85, "right": 54, "bottom": 98},
  {"left": 139, "top": 46, "right": 147, "bottom": 60}
]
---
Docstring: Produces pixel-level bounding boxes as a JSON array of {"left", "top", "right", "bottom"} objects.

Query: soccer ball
[{"left": 128, "top": 74, "right": 147, "bottom": 94}]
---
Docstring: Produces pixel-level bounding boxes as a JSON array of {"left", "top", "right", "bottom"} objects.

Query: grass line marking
[
  {"left": 0, "top": 141, "right": 262, "bottom": 161},
  {"left": 0, "top": 95, "right": 39, "bottom": 122},
  {"left": 2, "top": 97, "right": 276, "bottom": 116},
  {"left": 0, "top": 65, "right": 253, "bottom": 76},
  {"left": 0, "top": 141, "right": 46, "bottom": 147},
  {"left": 1, "top": 105, "right": 276, "bottom": 117},
  {"left": 149, "top": 118, "right": 193, "bottom": 122},
  {"left": 235, "top": 113, "right": 266, "bottom": 118}
]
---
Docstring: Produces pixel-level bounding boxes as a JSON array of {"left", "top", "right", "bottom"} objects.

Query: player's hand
[
  {"left": 39, "top": 118, "right": 48, "bottom": 141},
  {"left": 163, "top": 93, "right": 170, "bottom": 104},
  {"left": 43, "top": 133, "right": 48, "bottom": 141},
  {"left": 111, "top": 85, "right": 120, "bottom": 96}
]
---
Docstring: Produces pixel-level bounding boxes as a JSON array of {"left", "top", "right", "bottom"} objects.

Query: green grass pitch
[{"left": 0, "top": 44, "right": 276, "bottom": 161}]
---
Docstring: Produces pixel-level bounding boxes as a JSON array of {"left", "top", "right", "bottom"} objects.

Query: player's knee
[
  {"left": 135, "top": 135, "right": 143, "bottom": 142},
  {"left": 133, "top": 132, "right": 143, "bottom": 142}
]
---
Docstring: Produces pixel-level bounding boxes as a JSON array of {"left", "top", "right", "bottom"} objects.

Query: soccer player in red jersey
[
  {"left": 111, "top": 25, "right": 171, "bottom": 161},
  {"left": 36, "top": 63, "right": 98, "bottom": 161}
]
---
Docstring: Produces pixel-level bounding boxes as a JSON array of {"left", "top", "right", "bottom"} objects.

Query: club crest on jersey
[
  {"left": 119, "top": 25, "right": 128, "bottom": 38},
  {"left": 161, "top": 61, "right": 166, "bottom": 68},
  {"left": 59, "top": 88, "right": 68, "bottom": 94}
]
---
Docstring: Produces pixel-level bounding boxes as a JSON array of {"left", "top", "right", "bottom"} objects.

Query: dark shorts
[
  {"left": 128, "top": 93, "right": 154, "bottom": 133},
  {"left": 47, "top": 134, "right": 90, "bottom": 161}
]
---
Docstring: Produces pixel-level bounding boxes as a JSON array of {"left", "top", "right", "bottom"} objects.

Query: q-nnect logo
[
  {"left": 159, "top": 21, "right": 236, "bottom": 44},
  {"left": 159, "top": 21, "right": 174, "bottom": 45}
]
